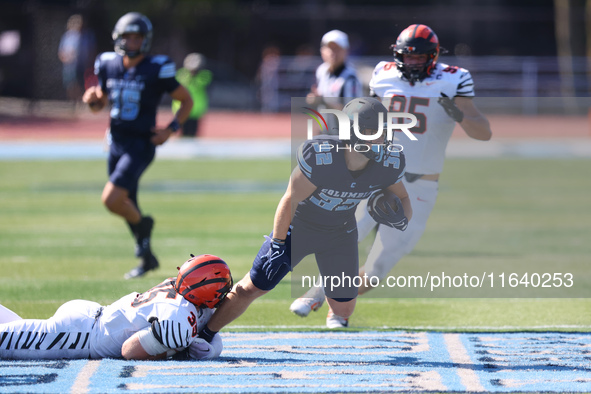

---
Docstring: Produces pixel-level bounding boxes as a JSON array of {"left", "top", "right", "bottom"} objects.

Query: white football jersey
[
  {"left": 91, "top": 278, "right": 212, "bottom": 358},
  {"left": 370, "top": 61, "right": 475, "bottom": 174}
]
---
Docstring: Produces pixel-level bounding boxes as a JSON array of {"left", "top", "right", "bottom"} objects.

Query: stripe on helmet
[
  {"left": 179, "top": 277, "right": 230, "bottom": 297},
  {"left": 178, "top": 260, "right": 226, "bottom": 285}
]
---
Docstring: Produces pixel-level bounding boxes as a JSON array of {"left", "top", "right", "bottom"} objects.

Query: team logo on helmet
[
  {"left": 391, "top": 24, "right": 445, "bottom": 85},
  {"left": 175, "top": 254, "right": 233, "bottom": 308}
]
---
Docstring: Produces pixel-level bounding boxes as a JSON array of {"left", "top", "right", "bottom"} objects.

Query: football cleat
[
  {"left": 326, "top": 311, "right": 349, "bottom": 328},
  {"left": 289, "top": 287, "right": 325, "bottom": 317},
  {"left": 134, "top": 216, "right": 154, "bottom": 258},
  {"left": 124, "top": 252, "right": 159, "bottom": 280}
]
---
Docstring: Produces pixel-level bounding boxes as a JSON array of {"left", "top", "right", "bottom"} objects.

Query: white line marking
[
  {"left": 70, "top": 359, "right": 101, "bottom": 394},
  {"left": 227, "top": 324, "right": 591, "bottom": 330},
  {"left": 444, "top": 333, "right": 485, "bottom": 392}
]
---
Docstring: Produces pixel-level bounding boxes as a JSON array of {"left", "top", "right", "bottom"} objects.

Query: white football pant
[
  {"left": 357, "top": 179, "right": 439, "bottom": 279},
  {"left": 0, "top": 305, "right": 22, "bottom": 324},
  {"left": 0, "top": 300, "right": 102, "bottom": 360}
]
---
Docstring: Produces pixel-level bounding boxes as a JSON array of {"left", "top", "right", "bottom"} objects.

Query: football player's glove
[
  {"left": 171, "top": 333, "right": 223, "bottom": 360},
  {"left": 262, "top": 235, "right": 291, "bottom": 281},
  {"left": 437, "top": 93, "right": 464, "bottom": 123},
  {"left": 367, "top": 190, "right": 408, "bottom": 231}
]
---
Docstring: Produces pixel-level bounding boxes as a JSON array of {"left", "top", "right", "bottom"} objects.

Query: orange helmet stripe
[{"left": 406, "top": 24, "right": 437, "bottom": 43}]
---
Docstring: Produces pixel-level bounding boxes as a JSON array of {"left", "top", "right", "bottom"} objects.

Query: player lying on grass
[
  {"left": 0, "top": 255, "right": 232, "bottom": 361},
  {"left": 195, "top": 97, "right": 412, "bottom": 343}
]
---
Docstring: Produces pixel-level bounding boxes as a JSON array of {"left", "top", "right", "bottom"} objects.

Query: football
[
  {"left": 371, "top": 189, "right": 400, "bottom": 214},
  {"left": 367, "top": 188, "right": 407, "bottom": 229}
]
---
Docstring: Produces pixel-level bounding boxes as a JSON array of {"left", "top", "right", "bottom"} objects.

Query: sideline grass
[{"left": 0, "top": 158, "right": 589, "bottom": 331}]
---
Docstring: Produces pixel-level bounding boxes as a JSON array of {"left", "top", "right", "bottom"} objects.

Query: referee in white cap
[{"left": 307, "top": 29, "right": 362, "bottom": 135}]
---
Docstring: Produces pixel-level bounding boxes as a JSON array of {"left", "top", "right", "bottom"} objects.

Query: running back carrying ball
[{"left": 367, "top": 189, "right": 408, "bottom": 231}]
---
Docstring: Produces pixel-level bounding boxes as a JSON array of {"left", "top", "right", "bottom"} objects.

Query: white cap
[{"left": 321, "top": 30, "right": 349, "bottom": 49}]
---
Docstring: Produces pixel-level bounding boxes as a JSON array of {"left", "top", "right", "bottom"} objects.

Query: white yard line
[
  {"left": 227, "top": 324, "right": 590, "bottom": 330},
  {"left": 443, "top": 333, "right": 486, "bottom": 392},
  {"left": 70, "top": 359, "right": 101, "bottom": 394}
]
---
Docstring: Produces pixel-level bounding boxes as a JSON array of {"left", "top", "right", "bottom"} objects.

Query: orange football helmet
[
  {"left": 175, "top": 254, "right": 233, "bottom": 308},
  {"left": 392, "top": 24, "right": 444, "bottom": 84}
]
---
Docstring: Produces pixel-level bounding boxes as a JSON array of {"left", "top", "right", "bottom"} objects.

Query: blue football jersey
[
  {"left": 95, "top": 52, "right": 180, "bottom": 137},
  {"left": 295, "top": 136, "right": 406, "bottom": 228}
]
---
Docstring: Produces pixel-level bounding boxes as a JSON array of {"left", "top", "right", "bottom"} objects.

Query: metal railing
[{"left": 260, "top": 56, "right": 591, "bottom": 114}]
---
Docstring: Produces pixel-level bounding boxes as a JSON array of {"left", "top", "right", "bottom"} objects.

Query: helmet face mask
[
  {"left": 112, "top": 12, "right": 153, "bottom": 58},
  {"left": 392, "top": 24, "right": 441, "bottom": 85},
  {"left": 175, "top": 255, "right": 233, "bottom": 309}
]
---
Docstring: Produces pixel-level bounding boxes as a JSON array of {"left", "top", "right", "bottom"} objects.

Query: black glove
[
  {"left": 367, "top": 190, "right": 408, "bottom": 231},
  {"left": 262, "top": 236, "right": 291, "bottom": 281},
  {"left": 437, "top": 93, "right": 464, "bottom": 123}
]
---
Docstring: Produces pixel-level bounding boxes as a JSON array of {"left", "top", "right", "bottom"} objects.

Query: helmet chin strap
[{"left": 403, "top": 63, "right": 427, "bottom": 85}]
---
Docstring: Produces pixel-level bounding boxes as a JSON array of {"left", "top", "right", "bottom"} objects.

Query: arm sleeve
[
  {"left": 296, "top": 140, "right": 326, "bottom": 184},
  {"left": 157, "top": 57, "right": 181, "bottom": 93},
  {"left": 456, "top": 69, "right": 475, "bottom": 97},
  {"left": 368, "top": 62, "right": 387, "bottom": 98},
  {"left": 150, "top": 316, "right": 193, "bottom": 350},
  {"left": 341, "top": 75, "right": 362, "bottom": 98},
  {"left": 94, "top": 55, "right": 106, "bottom": 91},
  {"left": 383, "top": 149, "right": 406, "bottom": 186}
]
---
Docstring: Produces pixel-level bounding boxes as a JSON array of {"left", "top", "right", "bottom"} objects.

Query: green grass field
[{"left": 0, "top": 157, "right": 590, "bottom": 331}]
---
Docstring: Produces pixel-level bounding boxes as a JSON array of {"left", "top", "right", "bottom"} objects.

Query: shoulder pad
[
  {"left": 297, "top": 140, "right": 315, "bottom": 179},
  {"left": 99, "top": 52, "right": 118, "bottom": 62},
  {"left": 297, "top": 138, "right": 336, "bottom": 179},
  {"left": 158, "top": 62, "right": 177, "bottom": 79},
  {"left": 150, "top": 55, "right": 171, "bottom": 65},
  {"left": 373, "top": 61, "right": 389, "bottom": 74},
  {"left": 95, "top": 52, "right": 118, "bottom": 74},
  {"left": 456, "top": 68, "right": 474, "bottom": 96}
]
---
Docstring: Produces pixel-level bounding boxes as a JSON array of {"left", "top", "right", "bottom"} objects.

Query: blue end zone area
[{"left": 1, "top": 331, "right": 590, "bottom": 393}]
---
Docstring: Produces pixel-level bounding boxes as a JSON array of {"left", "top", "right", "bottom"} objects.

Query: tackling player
[
  {"left": 195, "top": 97, "right": 411, "bottom": 342},
  {"left": 0, "top": 255, "right": 232, "bottom": 360},
  {"left": 82, "top": 12, "right": 193, "bottom": 279},
  {"left": 290, "top": 24, "right": 492, "bottom": 327}
]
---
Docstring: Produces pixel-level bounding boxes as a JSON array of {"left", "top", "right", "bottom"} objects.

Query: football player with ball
[
  {"left": 291, "top": 24, "right": 492, "bottom": 327},
  {"left": 195, "top": 97, "right": 412, "bottom": 342}
]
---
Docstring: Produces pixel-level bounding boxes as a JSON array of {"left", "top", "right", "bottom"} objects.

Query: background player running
[
  {"left": 82, "top": 12, "right": 193, "bottom": 279},
  {"left": 0, "top": 255, "right": 232, "bottom": 360},
  {"left": 290, "top": 24, "right": 492, "bottom": 327}
]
